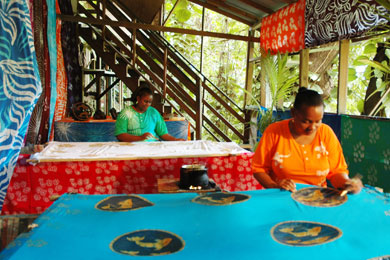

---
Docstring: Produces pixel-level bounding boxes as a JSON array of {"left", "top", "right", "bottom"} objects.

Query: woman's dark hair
[
  {"left": 130, "top": 85, "right": 153, "bottom": 104},
  {"left": 293, "top": 87, "right": 324, "bottom": 110}
]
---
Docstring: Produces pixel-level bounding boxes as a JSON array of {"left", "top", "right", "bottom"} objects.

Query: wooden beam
[
  {"left": 163, "top": 0, "right": 181, "bottom": 26},
  {"left": 251, "top": 20, "right": 262, "bottom": 31},
  {"left": 188, "top": 0, "right": 253, "bottom": 26},
  {"left": 299, "top": 48, "right": 309, "bottom": 87},
  {"left": 337, "top": 39, "right": 349, "bottom": 114},
  {"left": 236, "top": 0, "right": 273, "bottom": 15},
  {"left": 279, "top": 0, "right": 295, "bottom": 4},
  {"left": 206, "top": 0, "right": 258, "bottom": 21},
  {"left": 58, "top": 14, "right": 259, "bottom": 42}
]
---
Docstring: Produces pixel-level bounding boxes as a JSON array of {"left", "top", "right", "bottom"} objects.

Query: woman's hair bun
[{"left": 297, "top": 87, "right": 308, "bottom": 93}]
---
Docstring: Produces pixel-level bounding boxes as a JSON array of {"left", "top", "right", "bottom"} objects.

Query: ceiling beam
[
  {"left": 163, "top": 0, "right": 181, "bottom": 26},
  {"left": 236, "top": 0, "right": 273, "bottom": 15},
  {"left": 188, "top": 0, "right": 253, "bottom": 26},
  {"left": 206, "top": 0, "right": 259, "bottom": 21},
  {"left": 58, "top": 14, "right": 260, "bottom": 42},
  {"left": 279, "top": 0, "right": 295, "bottom": 4}
]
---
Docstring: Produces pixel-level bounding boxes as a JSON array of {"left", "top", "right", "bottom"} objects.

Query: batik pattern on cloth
[
  {"left": 2, "top": 153, "right": 260, "bottom": 214},
  {"left": 0, "top": 1, "right": 42, "bottom": 211},
  {"left": 36, "top": 0, "right": 51, "bottom": 144},
  {"left": 59, "top": 0, "right": 82, "bottom": 115},
  {"left": 305, "top": 0, "right": 388, "bottom": 48},
  {"left": 46, "top": 0, "right": 57, "bottom": 141},
  {"left": 25, "top": 0, "right": 45, "bottom": 145},
  {"left": 260, "top": 0, "right": 305, "bottom": 54},
  {"left": 53, "top": 0, "right": 67, "bottom": 124},
  {"left": 341, "top": 115, "right": 390, "bottom": 193}
]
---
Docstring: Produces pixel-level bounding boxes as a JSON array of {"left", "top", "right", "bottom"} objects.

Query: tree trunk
[{"left": 362, "top": 43, "right": 388, "bottom": 116}]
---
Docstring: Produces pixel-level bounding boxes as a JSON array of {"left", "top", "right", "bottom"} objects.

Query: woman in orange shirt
[{"left": 252, "top": 87, "right": 363, "bottom": 193}]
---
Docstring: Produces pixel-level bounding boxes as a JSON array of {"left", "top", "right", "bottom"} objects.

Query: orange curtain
[
  {"left": 50, "top": 0, "right": 68, "bottom": 140},
  {"left": 260, "top": 0, "right": 305, "bottom": 54}
]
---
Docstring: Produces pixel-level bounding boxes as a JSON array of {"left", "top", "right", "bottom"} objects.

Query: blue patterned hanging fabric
[
  {"left": 46, "top": 0, "right": 57, "bottom": 140},
  {"left": 0, "top": 1, "right": 42, "bottom": 211}
]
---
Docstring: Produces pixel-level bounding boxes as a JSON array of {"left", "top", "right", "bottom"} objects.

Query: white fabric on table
[{"left": 32, "top": 140, "right": 248, "bottom": 162}]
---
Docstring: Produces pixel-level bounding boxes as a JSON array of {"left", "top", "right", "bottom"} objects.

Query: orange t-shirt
[{"left": 252, "top": 119, "right": 348, "bottom": 187}]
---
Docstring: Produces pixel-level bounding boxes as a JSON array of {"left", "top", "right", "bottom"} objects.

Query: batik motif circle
[
  {"left": 292, "top": 187, "right": 347, "bottom": 207},
  {"left": 110, "top": 230, "right": 185, "bottom": 256},
  {"left": 368, "top": 256, "right": 390, "bottom": 260},
  {"left": 271, "top": 221, "right": 342, "bottom": 246},
  {"left": 192, "top": 192, "right": 250, "bottom": 205},
  {"left": 95, "top": 195, "right": 154, "bottom": 211}
]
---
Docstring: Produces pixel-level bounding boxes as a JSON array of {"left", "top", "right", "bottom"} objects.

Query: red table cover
[{"left": 2, "top": 153, "right": 262, "bottom": 215}]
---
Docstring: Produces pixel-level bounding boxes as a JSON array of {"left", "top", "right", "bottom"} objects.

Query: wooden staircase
[{"left": 77, "top": 0, "right": 250, "bottom": 143}]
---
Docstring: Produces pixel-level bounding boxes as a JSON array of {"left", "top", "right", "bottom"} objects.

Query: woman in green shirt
[{"left": 115, "top": 86, "right": 184, "bottom": 142}]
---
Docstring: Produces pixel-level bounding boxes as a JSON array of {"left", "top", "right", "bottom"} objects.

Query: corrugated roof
[{"left": 189, "top": 0, "right": 294, "bottom": 26}]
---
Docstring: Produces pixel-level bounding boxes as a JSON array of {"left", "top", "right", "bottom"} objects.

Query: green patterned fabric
[{"left": 341, "top": 115, "right": 390, "bottom": 192}]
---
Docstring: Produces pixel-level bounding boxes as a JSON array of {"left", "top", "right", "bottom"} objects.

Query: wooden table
[{"left": 157, "top": 178, "right": 220, "bottom": 193}]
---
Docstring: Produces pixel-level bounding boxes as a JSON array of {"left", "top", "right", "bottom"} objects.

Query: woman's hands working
[{"left": 253, "top": 172, "right": 296, "bottom": 192}]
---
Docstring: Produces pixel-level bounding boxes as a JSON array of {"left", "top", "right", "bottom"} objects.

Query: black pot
[{"left": 179, "top": 164, "right": 209, "bottom": 189}]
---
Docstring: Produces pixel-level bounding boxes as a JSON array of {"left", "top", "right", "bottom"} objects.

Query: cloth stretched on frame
[
  {"left": 32, "top": 140, "right": 249, "bottom": 162},
  {"left": 1, "top": 184, "right": 390, "bottom": 259}
]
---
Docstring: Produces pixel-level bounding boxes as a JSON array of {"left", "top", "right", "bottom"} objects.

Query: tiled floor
[{"left": 0, "top": 214, "right": 39, "bottom": 251}]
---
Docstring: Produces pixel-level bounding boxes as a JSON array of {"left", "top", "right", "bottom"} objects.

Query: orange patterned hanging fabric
[{"left": 260, "top": 0, "right": 305, "bottom": 54}]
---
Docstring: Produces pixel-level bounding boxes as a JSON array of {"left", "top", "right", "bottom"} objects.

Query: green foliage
[
  {"left": 163, "top": 0, "right": 250, "bottom": 142},
  {"left": 258, "top": 52, "right": 299, "bottom": 133},
  {"left": 176, "top": 9, "right": 192, "bottom": 23}
]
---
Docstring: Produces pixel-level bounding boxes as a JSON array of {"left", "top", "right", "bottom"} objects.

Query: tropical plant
[
  {"left": 258, "top": 51, "right": 299, "bottom": 134},
  {"left": 354, "top": 0, "right": 390, "bottom": 116}
]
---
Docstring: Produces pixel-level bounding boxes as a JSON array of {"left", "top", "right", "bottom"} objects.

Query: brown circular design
[
  {"left": 71, "top": 102, "right": 92, "bottom": 121},
  {"left": 271, "top": 221, "right": 342, "bottom": 246},
  {"left": 292, "top": 187, "right": 347, "bottom": 207},
  {"left": 192, "top": 192, "right": 250, "bottom": 206},
  {"left": 110, "top": 230, "right": 185, "bottom": 256}
]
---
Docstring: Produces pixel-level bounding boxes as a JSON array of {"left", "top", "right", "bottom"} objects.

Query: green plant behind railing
[{"left": 258, "top": 51, "right": 299, "bottom": 134}]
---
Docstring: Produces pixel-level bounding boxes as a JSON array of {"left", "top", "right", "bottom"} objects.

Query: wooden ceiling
[{"left": 188, "top": 0, "right": 294, "bottom": 27}]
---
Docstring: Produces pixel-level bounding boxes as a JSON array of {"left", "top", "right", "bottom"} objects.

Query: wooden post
[
  {"left": 96, "top": 74, "right": 101, "bottom": 111},
  {"left": 338, "top": 39, "right": 349, "bottom": 114},
  {"left": 244, "top": 29, "right": 255, "bottom": 108},
  {"left": 163, "top": 48, "right": 168, "bottom": 107},
  {"left": 132, "top": 26, "right": 137, "bottom": 66},
  {"left": 200, "top": 6, "right": 205, "bottom": 73},
  {"left": 102, "top": 0, "right": 107, "bottom": 52},
  {"left": 299, "top": 48, "right": 309, "bottom": 87},
  {"left": 196, "top": 78, "right": 203, "bottom": 140},
  {"left": 260, "top": 49, "right": 267, "bottom": 108}
]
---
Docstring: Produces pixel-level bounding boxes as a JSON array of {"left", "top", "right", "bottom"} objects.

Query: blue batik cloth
[{"left": 1, "top": 184, "right": 390, "bottom": 259}]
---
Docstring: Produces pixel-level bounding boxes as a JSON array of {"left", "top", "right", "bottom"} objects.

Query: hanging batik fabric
[
  {"left": 36, "top": 0, "right": 51, "bottom": 144},
  {"left": 25, "top": 0, "right": 45, "bottom": 145},
  {"left": 305, "top": 0, "right": 388, "bottom": 48},
  {"left": 260, "top": 0, "right": 305, "bottom": 54},
  {"left": 46, "top": 0, "right": 57, "bottom": 141},
  {"left": 53, "top": 0, "right": 68, "bottom": 125},
  {"left": 0, "top": 1, "right": 42, "bottom": 211},
  {"left": 59, "top": 0, "right": 83, "bottom": 115}
]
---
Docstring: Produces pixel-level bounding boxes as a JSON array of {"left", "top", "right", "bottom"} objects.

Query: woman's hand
[
  {"left": 141, "top": 132, "right": 158, "bottom": 141},
  {"left": 330, "top": 173, "right": 363, "bottom": 195},
  {"left": 277, "top": 179, "right": 297, "bottom": 192},
  {"left": 341, "top": 177, "right": 363, "bottom": 194}
]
